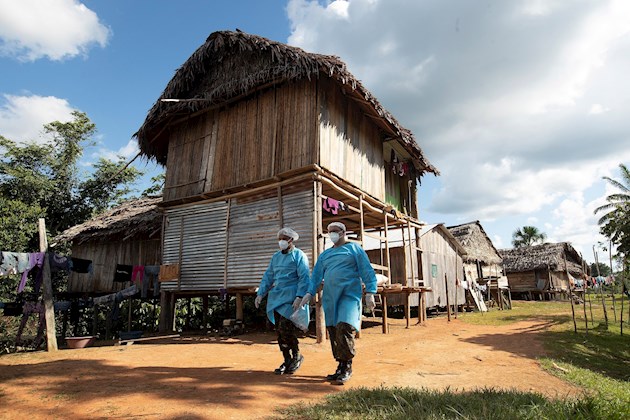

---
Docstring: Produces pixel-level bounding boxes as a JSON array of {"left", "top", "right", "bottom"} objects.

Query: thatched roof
[
  {"left": 134, "top": 30, "right": 438, "bottom": 176},
  {"left": 53, "top": 197, "right": 162, "bottom": 245},
  {"left": 447, "top": 221, "right": 502, "bottom": 265},
  {"left": 499, "top": 242, "right": 585, "bottom": 276}
]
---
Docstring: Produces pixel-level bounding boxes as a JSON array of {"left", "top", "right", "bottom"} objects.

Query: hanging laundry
[
  {"left": 0, "top": 252, "right": 19, "bottom": 276},
  {"left": 322, "top": 197, "right": 341, "bottom": 215},
  {"left": 49, "top": 254, "right": 71, "bottom": 273},
  {"left": 143, "top": 265, "right": 160, "bottom": 298},
  {"left": 18, "top": 252, "right": 45, "bottom": 293},
  {"left": 113, "top": 264, "right": 133, "bottom": 283},
  {"left": 131, "top": 265, "right": 144, "bottom": 286},
  {"left": 70, "top": 257, "right": 93, "bottom": 274}
]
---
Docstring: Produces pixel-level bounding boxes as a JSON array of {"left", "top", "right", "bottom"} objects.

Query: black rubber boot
[
  {"left": 285, "top": 351, "right": 304, "bottom": 374},
  {"left": 274, "top": 351, "right": 292, "bottom": 375},
  {"left": 326, "top": 361, "right": 343, "bottom": 381},
  {"left": 333, "top": 360, "right": 352, "bottom": 385}
]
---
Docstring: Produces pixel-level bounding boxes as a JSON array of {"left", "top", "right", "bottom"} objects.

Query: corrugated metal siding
[
  {"left": 161, "top": 201, "right": 229, "bottom": 291},
  {"left": 161, "top": 187, "right": 314, "bottom": 292},
  {"left": 226, "top": 188, "right": 314, "bottom": 288}
]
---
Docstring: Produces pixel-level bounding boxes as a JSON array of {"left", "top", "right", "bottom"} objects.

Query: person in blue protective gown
[
  {"left": 300, "top": 222, "right": 377, "bottom": 384},
  {"left": 255, "top": 227, "right": 310, "bottom": 375}
]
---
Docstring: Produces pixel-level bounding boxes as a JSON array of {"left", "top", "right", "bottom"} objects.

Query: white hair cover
[
  {"left": 277, "top": 227, "right": 299, "bottom": 241},
  {"left": 327, "top": 222, "right": 346, "bottom": 232}
]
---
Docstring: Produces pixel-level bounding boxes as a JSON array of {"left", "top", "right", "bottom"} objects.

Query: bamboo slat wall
[
  {"left": 318, "top": 78, "right": 386, "bottom": 201},
  {"left": 67, "top": 239, "right": 161, "bottom": 293},
  {"left": 506, "top": 270, "right": 570, "bottom": 292}
]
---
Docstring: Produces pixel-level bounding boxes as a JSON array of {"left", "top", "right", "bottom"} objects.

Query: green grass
[
  {"left": 274, "top": 386, "right": 603, "bottom": 420},
  {"left": 275, "top": 297, "right": 630, "bottom": 419}
]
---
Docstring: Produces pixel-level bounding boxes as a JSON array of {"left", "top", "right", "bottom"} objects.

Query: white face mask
[
  {"left": 329, "top": 232, "right": 342, "bottom": 244},
  {"left": 278, "top": 239, "right": 290, "bottom": 250}
]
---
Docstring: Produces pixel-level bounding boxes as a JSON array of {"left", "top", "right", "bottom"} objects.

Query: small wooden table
[{"left": 376, "top": 286, "right": 432, "bottom": 334}]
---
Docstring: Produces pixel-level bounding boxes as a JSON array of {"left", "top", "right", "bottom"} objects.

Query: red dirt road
[{"left": 0, "top": 316, "right": 580, "bottom": 419}]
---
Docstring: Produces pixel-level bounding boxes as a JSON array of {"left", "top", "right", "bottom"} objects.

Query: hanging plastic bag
[{"left": 290, "top": 305, "right": 310, "bottom": 332}]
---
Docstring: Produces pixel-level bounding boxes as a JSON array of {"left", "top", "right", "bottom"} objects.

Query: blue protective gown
[
  {"left": 257, "top": 247, "right": 310, "bottom": 325},
  {"left": 308, "top": 242, "right": 377, "bottom": 331}
]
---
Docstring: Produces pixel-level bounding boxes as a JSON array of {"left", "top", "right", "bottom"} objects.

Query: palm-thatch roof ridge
[
  {"left": 499, "top": 242, "right": 585, "bottom": 276},
  {"left": 447, "top": 221, "right": 502, "bottom": 265},
  {"left": 134, "top": 30, "right": 438, "bottom": 177},
  {"left": 53, "top": 196, "right": 162, "bottom": 245}
]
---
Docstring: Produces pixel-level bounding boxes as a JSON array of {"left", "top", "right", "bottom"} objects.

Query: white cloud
[
  {"left": 287, "top": 0, "right": 630, "bottom": 260},
  {"left": 0, "top": 0, "right": 110, "bottom": 61},
  {"left": 0, "top": 94, "right": 75, "bottom": 143},
  {"left": 91, "top": 139, "right": 139, "bottom": 163},
  {"left": 589, "top": 104, "right": 609, "bottom": 114}
]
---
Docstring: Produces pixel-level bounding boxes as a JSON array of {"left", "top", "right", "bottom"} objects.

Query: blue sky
[{"left": 2, "top": 0, "right": 630, "bottom": 265}]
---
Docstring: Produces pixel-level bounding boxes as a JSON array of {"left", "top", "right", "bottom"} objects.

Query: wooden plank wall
[
  {"left": 67, "top": 238, "right": 161, "bottom": 293},
  {"left": 419, "top": 229, "right": 465, "bottom": 308},
  {"left": 318, "top": 78, "right": 385, "bottom": 201},
  {"left": 163, "top": 81, "right": 318, "bottom": 201}
]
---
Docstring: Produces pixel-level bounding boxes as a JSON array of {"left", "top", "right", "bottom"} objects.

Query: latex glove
[
  {"left": 254, "top": 295, "right": 263, "bottom": 309},
  {"left": 365, "top": 293, "right": 376, "bottom": 311},
  {"left": 299, "top": 293, "right": 312, "bottom": 308},
  {"left": 292, "top": 297, "right": 302, "bottom": 311}
]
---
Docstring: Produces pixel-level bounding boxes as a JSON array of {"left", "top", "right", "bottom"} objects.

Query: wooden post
[
  {"left": 444, "top": 273, "right": 451, "bottom": 322},
  {"left": 236, "top": 293, "right": 243, "bottom": 321},
  {"left": 159, "top": 291, "right": 168, "bottom": 333},
  {"left": 381, "top": 293, "right": 388, "bottom": 333},
  {"left": 38, "top": 219, "right": 58, "bottom": 352},
  {"left": 405, "top": 291, "right": 411, "bottom": 328},
  {"left": 593, "top": 246, "right": 609, "bottom": 326},
  {"left": 621, "top": 259, "right": 625, "bottom": 336},
  {"left": 609, "top": 242, "right": 617, "bottom": 322},
  {"left": 564, "top": 254, "right": 577, "bottom": 333},
  {"left": 314, "top": 181, "right": 325, "bottom": 343}
]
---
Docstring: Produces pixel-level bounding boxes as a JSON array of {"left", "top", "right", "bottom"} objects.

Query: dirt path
[{"left": 0, "top": 316, "right": 581, "bottom": 419}]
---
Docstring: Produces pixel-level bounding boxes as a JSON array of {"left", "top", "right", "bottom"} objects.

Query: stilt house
[
  {"left": 499, "top": 242, "right": 586, "bottom": 300},
  {"left": 134, "top": 31, "right": 438, "bottom": 337}
]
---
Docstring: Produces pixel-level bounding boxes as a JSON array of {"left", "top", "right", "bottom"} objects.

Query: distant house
[
  {"left": 448, "top": 221, "right": 508, "bottom": 310},
  {"left": 54, "top": 197, "right": 162, "bottom": 294},
  {"left": 447, "top": 221, "right": 503, "bottom": 280},
  {"left": 499, "top": 242, "right": 587, "bottom": 300}
]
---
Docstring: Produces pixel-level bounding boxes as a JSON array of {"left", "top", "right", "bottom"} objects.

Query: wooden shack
[
  {"left": 134, "top": 30, "right": 438, "bottom": 338},
  {"left": 499, "top": 242, "right": 586, "bottom": 300},
  {"left": 414, "top": 224, "right": 466, "bottom": 308},
  {"left": 447, "top": 221, "right": 510, "bottom": 310},
  {"left": 53, "top": 196, "right": 162, "bottom": 294}
]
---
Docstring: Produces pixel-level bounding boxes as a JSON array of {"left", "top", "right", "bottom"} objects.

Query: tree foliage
[
  {"left": 595, "top": 164, "right": 630, "bottom": 258},
  {"left": 0, "top": 111, "right": 142, "bottom": 252},
  {"left": 512, "top": 225, "right": 547, "bottom": 248}
]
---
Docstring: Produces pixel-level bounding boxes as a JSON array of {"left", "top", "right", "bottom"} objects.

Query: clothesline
[{"left": 0, "top": 251, "right": 93, "bottom": 294}]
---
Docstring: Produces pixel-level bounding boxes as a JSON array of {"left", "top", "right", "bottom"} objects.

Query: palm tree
[
  {"left": 594, "top": 163, "right": 630, "bottom": 224},
  {"left": 512, "top": 226, "right": 547, "bottom": 248}
]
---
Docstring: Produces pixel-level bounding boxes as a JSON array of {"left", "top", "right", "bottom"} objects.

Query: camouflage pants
[
  {"left": 327, "top": 322, "right": 356, "bottom": 362},
  {"left": 274, "top": 311, "right": 299, "bottom": 354}
]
